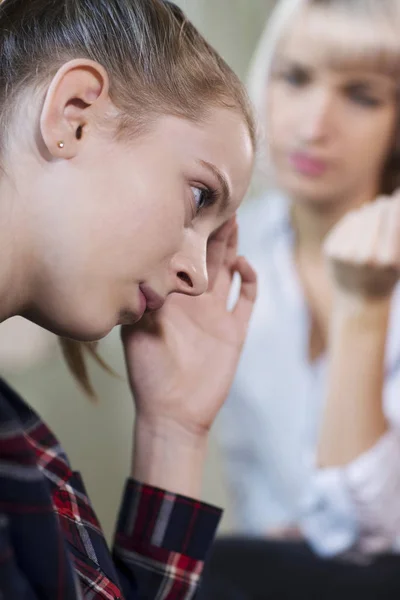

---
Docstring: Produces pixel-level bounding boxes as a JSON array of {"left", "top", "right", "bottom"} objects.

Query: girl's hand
[{"left": 122, "top": 218, "right": 257, "bottom": 437}]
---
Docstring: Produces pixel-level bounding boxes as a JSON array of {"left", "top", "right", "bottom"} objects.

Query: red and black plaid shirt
[{"left": 0, "top": 378, "right": 222, "bottom": 599}]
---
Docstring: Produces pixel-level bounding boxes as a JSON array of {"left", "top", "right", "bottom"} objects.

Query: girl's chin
[
  {"left": 49, "top": 321, "right": 115, "bottom": 343},
  {"left": 23, "top": 307, "right": 118, "bottom": 343},
  {"left": 117, "top": 312, "right": 142, "bottom": 326}
]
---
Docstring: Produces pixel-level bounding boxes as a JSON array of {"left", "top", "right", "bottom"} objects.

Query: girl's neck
[{"left": 0, "top": 182, "right": 33, "bottom": 323}]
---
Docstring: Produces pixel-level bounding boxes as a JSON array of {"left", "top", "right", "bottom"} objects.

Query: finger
[
  {"left": 324, "top": 210, "right": 360, "bottom": 261},
  {"left": 346, "top": 198, "right": 395, "bottom": 266},
  {"left": 207, "top": 217, "right": 235, "bottom": 291},
  {"left": 378, "top": 196, "right": 400, "bottom": 269},
  {"left": 212, "top": 219, "right": 239, "bottom": 303},
  {"left": 351, "top": 201, "right": 383, "bottom": 264},
  {"left": 324, "top": 203, "right": 382, "bottom": 264},
  {"left": 224, "top": 218, "right": 238, "bottom": 269},
  {"left": 232, "top": 256, "right": 257, "bottom": 337}
]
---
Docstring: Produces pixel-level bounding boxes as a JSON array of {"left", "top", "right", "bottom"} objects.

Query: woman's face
[
  {"left": 18, "top": 107, "right": 253, "bottom": 340},
  {"left": 266, "top": 8, "right": 398, "bottom": 208}
]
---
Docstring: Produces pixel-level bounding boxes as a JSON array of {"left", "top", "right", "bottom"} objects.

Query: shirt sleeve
[
  {"left": 300, "top": 430, "right": 400, "bottom": 558},
  {"left": 112, "top": 479, "right": 222, "bottom": 600},
  {"left": 216, "top": 396, "right": 293, "bottom": 533},
  {"left": 300, "top": 327, "right": 400, "bottom": 560},
  {"left": 0, "top": 514, "right": 40, "bottom": 599}
]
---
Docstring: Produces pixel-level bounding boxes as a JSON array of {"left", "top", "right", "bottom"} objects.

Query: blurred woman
[{"left": 204, "top": 0, "right": 400, "bottom": 597}]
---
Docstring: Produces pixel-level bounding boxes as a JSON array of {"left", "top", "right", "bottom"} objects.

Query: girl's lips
[
  {"left": 139, "top": 284, "right": 165, "bottom": 312},
  {"left": 289, "top": 152, "right": 328, "bottom": 177},
  {"left": 138, "top": 288, "right": 147, "bottom": 317}
]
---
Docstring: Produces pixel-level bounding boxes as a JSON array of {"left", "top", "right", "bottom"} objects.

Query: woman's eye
[
  {"left": 191, "top": 185, "right": 216, "bottom": 214},
  {"left": 279, "top": 67, "right": 310, "bottom": 88},
  {"left": 346, "top": 84, "right": 384, "bottom": 108},
  {"left": 349, "top": 91, "right": 382, "bottom": 108}
]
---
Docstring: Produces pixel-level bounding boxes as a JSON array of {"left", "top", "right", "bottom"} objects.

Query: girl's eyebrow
[{"left": 198, "top": 159, "right": 232, "bottom": 212}]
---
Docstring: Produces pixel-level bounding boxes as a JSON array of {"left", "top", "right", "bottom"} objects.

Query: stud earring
[{"left": 57, "top": 141, "right": 65, "bottom": 149}]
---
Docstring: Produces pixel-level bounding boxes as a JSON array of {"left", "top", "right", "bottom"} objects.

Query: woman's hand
[
  {"left": 324, "top": 193, "right": 400, "bottom": 301},
  {"left": 121, "top": 218, "right": 257, "bottom": 495}
]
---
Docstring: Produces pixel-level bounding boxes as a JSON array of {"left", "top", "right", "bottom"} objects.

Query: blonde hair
[
  {"left": 59, "top": 339, "right": 115, "bottom": 398},
  {"left": 247, "top": 0, "right": 400, "bottom": 191}
]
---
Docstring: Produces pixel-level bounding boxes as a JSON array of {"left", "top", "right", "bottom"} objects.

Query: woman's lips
[{"left": 289, "top": 151, "right": 329, "bottom": 177}]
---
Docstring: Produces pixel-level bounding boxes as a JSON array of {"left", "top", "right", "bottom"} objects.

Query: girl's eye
[{"left": 191, "top": 185, "right": 217, "bottom": 214}]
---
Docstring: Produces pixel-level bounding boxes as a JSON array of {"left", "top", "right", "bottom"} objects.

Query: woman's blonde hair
[
  {"left": 0, "top": 0, "right": 256, "bottom": 396},
  {"left": 247, "top": 0, "right": 400, "bottom": 192}
]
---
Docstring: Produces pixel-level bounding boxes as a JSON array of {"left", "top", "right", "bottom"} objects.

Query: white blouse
[{"left": 217, "top": 191, "right": 400, "bottom": 557}]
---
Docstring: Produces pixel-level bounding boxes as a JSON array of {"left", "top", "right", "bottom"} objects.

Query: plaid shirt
[{"left": 0, "top": 378, "right": 222, "bottom": 599}]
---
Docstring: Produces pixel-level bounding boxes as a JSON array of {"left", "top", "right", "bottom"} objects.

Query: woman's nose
[{"left": 299, "top": 89, "right": 334, "bottom": 143}]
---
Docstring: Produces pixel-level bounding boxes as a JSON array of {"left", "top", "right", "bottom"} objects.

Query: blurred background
[{"left": 0, "top": 0, "right": 276, "bottom": 542}]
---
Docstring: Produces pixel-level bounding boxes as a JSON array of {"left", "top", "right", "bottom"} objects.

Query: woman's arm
[
  {"left": 317, "top": 294, "right": 389, "bottom": 468},
  {"left": 318, "top": 197, "right": 400, "bottom": 466},
  {"left": 301, "top": 197, "right": 400, "bottom": 557}
]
